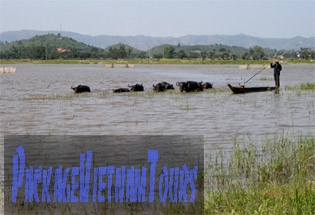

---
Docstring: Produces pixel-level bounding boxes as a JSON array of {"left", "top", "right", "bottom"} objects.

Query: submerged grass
[
  {"left": 205, "top": 135, "right": 315, "bottom": 214},
  {"left": 300, "top": 83, "right": 315, "bottom": 90},
  {"left": 285, "top": 82, "right": 315, "bottom": 91},
  {"left": 25, "top": 87, "right": 228, "bottom": 101}
]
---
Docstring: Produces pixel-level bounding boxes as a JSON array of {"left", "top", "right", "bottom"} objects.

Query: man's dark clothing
[{"left": 270, "top": 62, "right": 282, "bottom": 87}]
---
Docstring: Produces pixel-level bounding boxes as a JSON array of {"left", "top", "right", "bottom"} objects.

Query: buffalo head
[
  {"left": 128, "top": 83, "right": 144, "bottom": 92},
  {"left": 71, "top": 85, "right": 91, "bottom": 93}
]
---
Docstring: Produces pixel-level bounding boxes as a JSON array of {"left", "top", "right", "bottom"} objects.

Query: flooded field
[
  {"left": 0, "top": 64, "right": 314, "bottom": 166},
  {"left": 0, "top": 64, "right": 314, "bottom": 213},
  {"left": 1, "top": 64, "right": 314, "bottom": 143}
]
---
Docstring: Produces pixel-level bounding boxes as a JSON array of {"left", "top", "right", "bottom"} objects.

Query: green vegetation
[
  {"left": 300, "top": 83, "right": 315, "bottom": 90},
  {"left": 205, "top": 135, "right": 315, "bottom": 214},
  {"left": 1, "top": 58, "right": 314, "bottom": 65},
  {"left": 0, "top": 34, "right": 103, "bottom": 60},
  {"left": 1, "top": 34, "right": 314, "bottom": 62},
  {"left": 285, "top": 83, "right": 315, "bottom": 91}
]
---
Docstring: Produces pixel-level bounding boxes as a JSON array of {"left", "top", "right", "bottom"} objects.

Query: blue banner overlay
[{"left": 4, "top": 135, "right": 204, "bottom": 214}]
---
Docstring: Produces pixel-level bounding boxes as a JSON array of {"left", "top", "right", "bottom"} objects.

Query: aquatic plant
[
  {"left": 285, "top": 83, "right": 315, "bottom": 91},
  {"left": 205, "top": 135, "right": 315, "bottom": 214},
  {"left": 300, "top": 83, "right": 315, "bottom": 90}
]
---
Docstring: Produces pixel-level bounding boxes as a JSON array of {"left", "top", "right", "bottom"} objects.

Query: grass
[
  {"left": 300, "top": 83, "right": 315, "bottom": 90},
  {"left": 259, "top": 77, "right": 273, "bottom": 81},
  {"left": 285, "top": 83, "right": 315, "bottom": 91},
  {"left": 205, "top": 135, "right": 315, "bottom": 215},
  {"left": 19, "top": 87, "right": 227, "bottom": 101}
]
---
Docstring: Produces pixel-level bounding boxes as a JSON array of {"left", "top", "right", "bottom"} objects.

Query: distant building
[
  {"left": 56, "top": 48, "right": 69, "bottom": 53},
  {"left": 275, "top": 55, "right": 284, "bottom": 59},
  {"left": 296, "top": 52, "right": 301, "bottom": 58}
]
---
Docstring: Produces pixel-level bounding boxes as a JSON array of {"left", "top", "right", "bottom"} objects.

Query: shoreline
[{"left": 1, "top": 59, "right": 314, "bottom": 65}]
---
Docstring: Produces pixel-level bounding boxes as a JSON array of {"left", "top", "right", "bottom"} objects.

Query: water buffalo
[
  {"left": 176, "top": 81, "right": 188, "bottom": 92},
  {"left": 153, "top": 83, "right": 166, "bottom": 92},
  {"left": 153, "top": 82, "right": 174, "bottom": 92},
  {"left": 162, "top": 82, "right": 175, "bottom": 90},
  {"left": 176, "top": 81, "right": 203, "bottom": 92},
  {"left": 112, "top": 88, "right": 130, "bottom": 93},
  {"left": 202, "top": 82, "right": 213, "bottom": 89},
  {"left": 187, "top": 81, "right": 203, "bottom": 92},
  {"left": 71, "top": 85, "right": 91, "bottom": 93},
  {"left": 128, "top": 83, "right": 144, "bottom": 92}
]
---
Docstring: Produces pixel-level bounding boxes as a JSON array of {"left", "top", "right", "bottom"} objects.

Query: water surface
[{"left": 1, "top": 64, "right": 314, "bottom": 166}]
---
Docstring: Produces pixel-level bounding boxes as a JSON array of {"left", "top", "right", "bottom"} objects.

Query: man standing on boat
[{"left": 270, "top": 59, "right": 282, "bottom": 88}]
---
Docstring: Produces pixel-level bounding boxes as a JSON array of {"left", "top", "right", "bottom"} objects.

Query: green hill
[
  {"left": 0, "top": 33, "right": 313, "bottom": 60},
  {"left": 104, "top": 43, "right": 143, "bottom": 55},
  {"left": 0, "top": 34, "right": 146, "bottom": 59},
  {"left": 1, "top": 34, "right": 96, "bottom": 52},
  {"left": 0, "top": 34, "right": 104, "bottom": 59},
  {"left": 1, "top": 30, "right": 314, "bottom": 50}
]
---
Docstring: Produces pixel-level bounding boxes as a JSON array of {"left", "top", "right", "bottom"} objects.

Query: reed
[
  {"left": 300, "top": 83, "right": 315, "bottom": 90},
  {"left": 205, "top": 135, "right": 315, "bottom": 214},
  {"left": 259, "top": 76, "right": 273, "bottom": 81},
  {"left": 285, "top": 83, "right": 315, "bottom": 91}
]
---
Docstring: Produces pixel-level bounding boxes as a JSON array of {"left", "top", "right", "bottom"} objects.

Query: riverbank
[{"left": 0, "top": 58, "right": 314, "bottom": 65}]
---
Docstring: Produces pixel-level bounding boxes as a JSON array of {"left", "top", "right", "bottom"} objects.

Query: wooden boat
[{"left": 227, "top": 84, "right": 276, "bottom": 94}]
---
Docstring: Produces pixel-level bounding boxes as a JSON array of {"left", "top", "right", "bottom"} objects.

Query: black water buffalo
[
  {"left": 162, "top": 82, "right": 175, "bottom": 90},
  {"left": 112, "top": 88, "right": 130, "bottom": 93},
  {"left": 176, "top": 81, "right": 203, "bottom": 92},
  {"left": 153, "top": 82, "right": 174, "bottom": 92},
  {"left": 202, "top": 82, "right": 213, "bottom": 89},
  {"left": 153, "top": 83, "right": 166, "bottom": 92},
  {"left": 71, "top": 85, "right": 91, "bottom": 93},
  {"left": 187, "top": 81, "right": 203, "bottom": 92},
  {"left": 128, "top": 83, "right": 144, "bottom": 92},
  {"left": 176, "top": 81, "right": 188, "bottom": 92}
]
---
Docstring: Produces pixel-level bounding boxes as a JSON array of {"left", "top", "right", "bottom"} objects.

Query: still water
[
  {"left": 1, "top": 64, "right": 314, "bottom": 148},
  {"left": 0, "top": 64, "right": 314, "bottom": 212}
]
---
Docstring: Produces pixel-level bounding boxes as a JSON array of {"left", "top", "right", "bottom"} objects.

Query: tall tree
[
  {"left": 200, "top": 51, "right": 207, "bottom": 60},
  {"left": 178, "top": 50, "right": 187, "bottom": 59},
  {"left": 163, "top": 45, "right": 175, "bottom": 58},
  {"left": 250, "top": 46, "right": 265, "bottom": 60}
]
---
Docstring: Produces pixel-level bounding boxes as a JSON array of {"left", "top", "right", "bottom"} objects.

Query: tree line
[
  {"left": 159, "top": 44, "right": 315, "bottom": 60},
  {"left": 1, "top": 39, "right": 314, "bottom": 61},
  {"left": 0, "top": 42, "right": 147, "bottom": 60}
]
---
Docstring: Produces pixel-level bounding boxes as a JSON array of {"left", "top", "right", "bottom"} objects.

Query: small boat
[{"left": 227, "top": 84, "right": 276, "bottom": 94}]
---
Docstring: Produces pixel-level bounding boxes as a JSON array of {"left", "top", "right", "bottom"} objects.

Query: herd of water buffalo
[{"left": 71, "top": 81, "right": 213, "bottom": 93}]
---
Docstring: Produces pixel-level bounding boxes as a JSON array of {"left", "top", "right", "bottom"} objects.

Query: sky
[{"left": 0, "top": 0, "right": 314, "bottom": 38}]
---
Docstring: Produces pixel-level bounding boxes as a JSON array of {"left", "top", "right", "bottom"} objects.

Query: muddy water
[
  {"left": 0, "top": 64, "right": 314, "bottom": 211},
  {"left": 0, "top": 64, "right": 314, "bottom": 167}
]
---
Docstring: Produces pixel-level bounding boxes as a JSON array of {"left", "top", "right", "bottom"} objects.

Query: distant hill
[
  {"left": 0, "top": 33, "right": 97, "bottom": 52},
  {"left": 1, "top": 30, "right": 314, "bottom": 51},
  {"left": 0, "top": 34, "right": 147, "bottom": 59}
]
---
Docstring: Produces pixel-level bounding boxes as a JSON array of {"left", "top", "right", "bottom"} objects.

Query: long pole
[
  {"left": 243, "top": 35, "right": 313, "bottom": 86},
  {"left": 243, "top": 64, "right": 269, "bottom": 85}
]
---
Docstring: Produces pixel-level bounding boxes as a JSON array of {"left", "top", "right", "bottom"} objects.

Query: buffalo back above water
[
  {"left": 128, "top": 84, "right": 144, "bottom": 92},
  {"left": 187, "top": 81, "right": 203, "bottom": 92},
  {"left": 202, "top": 82, "right": 213, "bottom": 89},
  {"left": 71, "top": 85, "right": 91, "bottom": 93},
  {"left": 112, "top": 88, "right": 130, "bottom": 93},
  {"left": 176, "top": 81, "right": 203, "bottom": 92},
  {"left": 176, "top": 81, "right": 188, "bottom": 92},
  {"left": 153, "top": 82, "right": 174, "bottom": 92}
]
